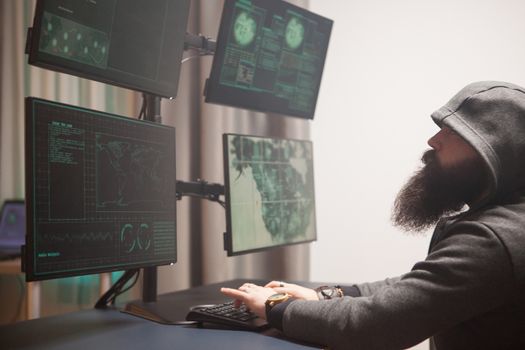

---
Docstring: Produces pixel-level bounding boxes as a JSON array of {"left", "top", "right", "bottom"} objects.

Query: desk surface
[
  {"left": 0, "top": 257, "right": 22, "bottom": 274},
  {"left": 0, "top": 279, "right": 322, "bottom": 350}
]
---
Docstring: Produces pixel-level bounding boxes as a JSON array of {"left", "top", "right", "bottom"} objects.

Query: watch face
[{"left": 267, "top": 293, "right": 289, "bottom": 302}]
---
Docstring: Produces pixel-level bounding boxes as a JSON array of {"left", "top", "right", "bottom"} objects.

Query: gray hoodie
[{"left": 271, "top": 82, "right": 525, "bottom": 349}]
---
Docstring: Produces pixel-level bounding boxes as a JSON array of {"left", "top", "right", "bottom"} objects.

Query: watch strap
[{"left": 266, "top": 297, "right": 294, "bottom": 331}]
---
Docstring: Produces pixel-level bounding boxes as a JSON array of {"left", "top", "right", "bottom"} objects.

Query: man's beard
[{"left": 391, "top": 149, "right": 488, "bottom": 233}]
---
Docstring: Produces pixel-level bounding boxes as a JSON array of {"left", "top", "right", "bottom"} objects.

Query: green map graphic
[
  {"left": 228, "top": 135, "right": 315, "bottom": 252},
  {"left": 96, "top": 134, "right": 169, "bottom": 212}
]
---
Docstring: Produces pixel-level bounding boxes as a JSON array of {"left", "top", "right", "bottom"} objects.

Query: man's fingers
[
  {"left": 271, "top": 287, "right": 285, "bottom": 293},
  {"left": 272, "top": 287, "right": 297, "bottom": 296},
  {"left": 221, "top": 287, "right": 248, "bottom": 300},
  {"left": 264, "top": 281, "right": 280, "bottom": 288},
  {"left": 265, "top": 280, "right": 288, "bottom": 288}
]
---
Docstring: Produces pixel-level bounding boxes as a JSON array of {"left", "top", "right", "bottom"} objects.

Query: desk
[
  {"left": 0, "top": 258, "right": 40, "bottom": 320},
  {"left": 0, "top": 279, "right": 322, "bottom": 349},
  {"left": 0, "top": 260, "right": 114, "bottom": 321}
]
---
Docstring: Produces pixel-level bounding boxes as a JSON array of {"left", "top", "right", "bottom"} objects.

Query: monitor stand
[
  {"left": 94, "top": 94, "right": 224, "bottom": 325},
  {"left": 94, "top": 267, "right": 196, "bottom": 325},
  {"left": 122, "top": 264, "right": 195, "bottom": 325},
  {"left": 93, "top": 95, "right": 185, "bottom": 324},
  {"left": 122, "top": 299, "right": 196, "bottom": 325},
  {"left": 95, "top": 29, "right": 220, "bottom": 323}
]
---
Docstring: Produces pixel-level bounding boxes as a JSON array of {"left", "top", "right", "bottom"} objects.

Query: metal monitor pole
[
  {"left": 95, "top": 31, "right": 218, "bottom": 322},
  {"left": 142, "top": 94, "right": 162, "bottom": 303}
]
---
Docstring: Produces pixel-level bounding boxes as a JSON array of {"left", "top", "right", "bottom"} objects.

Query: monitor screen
[
  {"left": 24, "top": 97, "right": 177, "bottom": 281},
  {"left": 27, "top": 0, "right": 190, "bottom": 98},
  {"left": 205, "top": 0, "right": 333, "bottom": 119},
  {"left": 223, "top": 134, "right": 316, "bottom": 256},
  {"left": 0, "top": 201, "right": 26, "bottom": 253}
]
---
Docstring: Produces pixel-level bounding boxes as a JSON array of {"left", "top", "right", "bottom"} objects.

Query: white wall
[{"left": 309, "top": 0, "right": 525, "bottom": 348}]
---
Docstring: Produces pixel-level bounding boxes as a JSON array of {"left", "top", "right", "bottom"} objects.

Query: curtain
[{"left": 0, "top": 0, "right": 311, "bottom": 322}]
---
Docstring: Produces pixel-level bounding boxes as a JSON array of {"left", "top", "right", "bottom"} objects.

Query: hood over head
[{"left": 431, "top": 81, "right": 525, "bottom": 204}]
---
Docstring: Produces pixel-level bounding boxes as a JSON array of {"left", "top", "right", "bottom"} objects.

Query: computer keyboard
[{"left": 185, "top": 301, "right": 269, "bottom": 331}]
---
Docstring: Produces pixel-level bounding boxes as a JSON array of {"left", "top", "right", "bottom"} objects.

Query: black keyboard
[{"left": 185, "top": 301, "right": 269, "bottom": 331}]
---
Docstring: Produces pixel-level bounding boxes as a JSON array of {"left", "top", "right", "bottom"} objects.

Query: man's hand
[
  {"left": 265, "top": 281, "right": 319, "bottom": 301},
  {"left": 220, "top": 283, "right": 276, "bottom": 319},
  {"left": 221, "top": 281, "right": 319, "bottom": 319}
]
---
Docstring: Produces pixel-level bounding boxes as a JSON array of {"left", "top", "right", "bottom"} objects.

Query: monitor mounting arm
[
  {"left": 184, "top": 32, "right": 216, "bottom": 54},
  {"left": 176, "top": 180, "right": 225, "bottom": 206}
]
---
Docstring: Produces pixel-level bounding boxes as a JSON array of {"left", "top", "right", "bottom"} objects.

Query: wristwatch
[
  {"left": 265, "top": 293, "right": 290, "bottom": 314},
  {"left": 315, "top": 285, "right": 344, "bottom": 300}
]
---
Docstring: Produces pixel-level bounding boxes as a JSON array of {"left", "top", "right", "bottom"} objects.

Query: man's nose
[
  {"left": 427, "top": 134, "right": 440, "bottom": 150},
  {"left": 427, "top": 128, "right": 445, "bottom": 151}
]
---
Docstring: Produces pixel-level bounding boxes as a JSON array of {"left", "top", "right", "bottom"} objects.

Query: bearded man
[{"left": 221, "top": 81, "right": 525, "bottom": 349}]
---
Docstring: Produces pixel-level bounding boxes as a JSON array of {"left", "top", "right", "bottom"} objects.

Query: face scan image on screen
[
  {"left": 28, "top": 0, "right": 190, "bottom": 98},
  {"left": 206, "top": 0, "right": 333, "bottom": 119},
  {"left": 24, "top": 98, "right": 176, "bottom": 281},
  {"left": 223, "top": 134, "right": 316, "bottom": 255}
]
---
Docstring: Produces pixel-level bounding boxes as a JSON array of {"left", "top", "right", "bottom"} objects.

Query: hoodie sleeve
[
  {"left": 355, "top": 276, "right": 402, "bottom": 297},
  {"left": 280, "top": 224, "right": 516, "bottom": 350}
]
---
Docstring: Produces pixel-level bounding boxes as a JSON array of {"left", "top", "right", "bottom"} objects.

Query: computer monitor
[
  {"left": 27, "top": 0, "right": 190, "bottom": 98},
  {"left": 223, "top": 134, "right": 316, "bottom": 256},
  {"left": 24, "top": 97, "right": 176, "bottom": 281},
  {"left": 0, "top": 200, "right": 26, "bottom": 258},
  {"left": 205, "top": 0, "right": 333, "bottom": 119}
]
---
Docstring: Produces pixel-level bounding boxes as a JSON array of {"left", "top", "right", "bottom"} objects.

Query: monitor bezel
[
  {"left": 27, "top": 0, "right": 190, "bottom": 99},
  {"left": 223, "top": 133, "right": 317, "bottom": 256},
  {"left": 205, "top": 0, "right": 333, "bottom": 119},
  {"left": 24, "top": 97, "right": 177, "bottom": 281}
]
